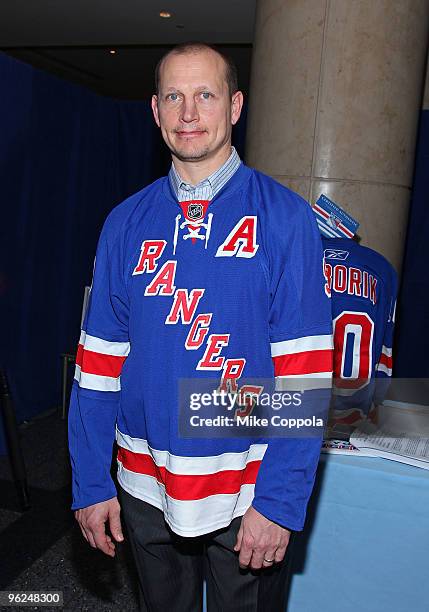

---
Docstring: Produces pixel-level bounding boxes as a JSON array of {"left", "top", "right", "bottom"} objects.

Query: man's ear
[
  {"left": 151, "top": 95, "right": 161, "bottom": 127},
  {"left": 231, "top": 91, "right": 244, "bottom": 126}
]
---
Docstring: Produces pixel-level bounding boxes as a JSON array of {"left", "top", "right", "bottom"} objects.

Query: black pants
[{"left": 118, "top": 487, "right": 295, "bottom": 612}]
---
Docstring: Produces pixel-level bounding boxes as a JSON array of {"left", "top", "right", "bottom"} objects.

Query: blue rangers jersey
[
  {"left": 322, "top": 237, "right": 397, "bottom": 423},
  {"left": 68, "top": 164, "right": 333, "bottom": 536}
]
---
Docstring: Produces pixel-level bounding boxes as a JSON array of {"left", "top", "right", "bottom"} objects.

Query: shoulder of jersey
[
  {"left": 323, "top": 237, "right": 396, "bottom": 278},
  {"left": 249, "top": 168, "right": 311, "bottom": 217},
  {"left": 353, "top": 242, "right": 396, "bottom": 284},
  {"left": 101, "top": 176, "right": 166, "bottom": 239}
]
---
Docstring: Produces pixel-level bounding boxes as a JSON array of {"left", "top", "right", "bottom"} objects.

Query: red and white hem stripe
[
  {"left": 377, "top": 345, "right": 393, "bottom": 376},
  {"left": 271, "top": 334, "right": 333, "bottom": 389},
  {"left": 74, "top": 330, "right": 130, "bottom": 392},
  {"left": 116, "top": 429, "right": 267, "bottom": 536}
]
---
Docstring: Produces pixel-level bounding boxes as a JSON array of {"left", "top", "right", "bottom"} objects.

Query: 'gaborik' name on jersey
[{"left": 324, "top": 250, "right": 377, "bottom": 305}]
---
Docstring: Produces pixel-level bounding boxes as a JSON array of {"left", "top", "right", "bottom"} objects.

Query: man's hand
[
  {"left": 234, "top": 506, "right": 291, "bottom": 570},
  {"left": 75, "top": 497, "right": 124, "bottom": 557}
]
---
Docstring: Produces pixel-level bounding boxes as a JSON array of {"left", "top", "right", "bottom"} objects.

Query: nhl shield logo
[{"left": 187, "top": 203, "right": 204, "bottom": 221}]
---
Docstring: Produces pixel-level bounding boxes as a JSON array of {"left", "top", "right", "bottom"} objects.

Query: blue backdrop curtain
[
  {"left": 0, "top": 52, "right": 247, "bottom": 453},
  {"left": 394, "top": 110, "right": 429, "bottom": 378}
]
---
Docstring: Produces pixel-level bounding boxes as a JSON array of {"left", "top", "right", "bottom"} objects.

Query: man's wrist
[
  {"left": 71, "top": 490, "right": 117, "bottom": 511},
  {"left": 251, "top": 500, "right": 297, "bottom": 532}
]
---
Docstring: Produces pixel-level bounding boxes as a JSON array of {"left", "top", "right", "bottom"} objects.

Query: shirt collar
[{"left": 168, "top": 146, "right": 241, "bottom": 201}]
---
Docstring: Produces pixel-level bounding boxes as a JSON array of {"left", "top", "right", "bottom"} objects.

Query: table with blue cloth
[{"left": 288, "top": 453, "right": 429, "bottom": 612}]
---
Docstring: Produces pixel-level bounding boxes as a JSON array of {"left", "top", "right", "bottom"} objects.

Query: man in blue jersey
[{"left": 70, "top": 43, "right": 333, "bottom": 611}]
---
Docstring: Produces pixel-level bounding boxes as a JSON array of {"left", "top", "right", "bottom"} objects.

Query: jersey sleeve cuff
[
  {"left": 71, "top": 485, "right": 118, "bottom": 511},
  {"left": 251, "top": 498, "right": 303, "bottom": 532}
]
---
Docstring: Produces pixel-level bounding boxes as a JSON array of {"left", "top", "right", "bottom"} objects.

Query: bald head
[{"left": 155, "top": 43, "right": 238, "bottom": 98}]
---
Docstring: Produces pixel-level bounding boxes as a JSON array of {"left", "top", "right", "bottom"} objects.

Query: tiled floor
[{"left": 0, "top": 409, "right": 139, "bottom": 611}]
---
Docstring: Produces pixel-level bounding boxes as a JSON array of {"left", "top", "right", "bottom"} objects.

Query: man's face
[{"left": 151, "top": 49, "right": 243, "bottom": 163}]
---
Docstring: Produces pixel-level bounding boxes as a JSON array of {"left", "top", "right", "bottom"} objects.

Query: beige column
[
  {"left": 246, "top": 0, "right": 429, "bottom": 271},
  {"left": 424, "top": 48, "right": 429, "bottom": 114}
]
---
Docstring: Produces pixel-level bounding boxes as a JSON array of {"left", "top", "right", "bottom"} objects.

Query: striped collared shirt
[{"left": 168, "top": 147, "right": 241, "bottom": 202}]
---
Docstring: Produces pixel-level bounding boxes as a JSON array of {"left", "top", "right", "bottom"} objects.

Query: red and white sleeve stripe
[
  {"left": 377, "top": 345, "right": 393, "bottom": 376},
  {"left": 271, "top": 334, "right": 333, "bottom": 387},
  {"left": 74, "top": 330, "right": 130, "bottom": 392}
]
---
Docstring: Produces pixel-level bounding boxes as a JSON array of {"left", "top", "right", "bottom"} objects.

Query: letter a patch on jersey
[{"left": 215, "top": 216, "right": 259, "bottom": 258}]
